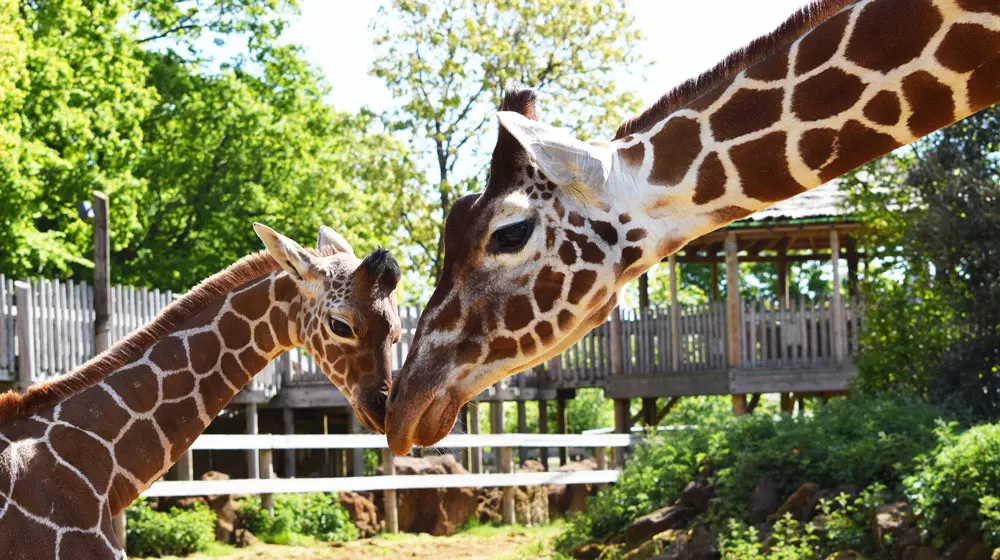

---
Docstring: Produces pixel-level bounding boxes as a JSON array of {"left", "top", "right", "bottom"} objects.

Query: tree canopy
[
  {"left": 371, "top": 0, "right": 644, "bottom": 284},
  {"left": 0, "top": 0, "right": 420, "bottom": 292}
]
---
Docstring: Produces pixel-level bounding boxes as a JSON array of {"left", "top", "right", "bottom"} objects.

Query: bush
[
  {"left": 709, "top": 394, "right": 941, "bottom": 521},
  {"left": 556, "top": 427, "right": 711, "bottom": 551},
  {"left": 720, "top": 484, "right": 888, "bottom": 559},
  {"left": 125, "top": 499, "right": 216, "bottom": 558},
  {"left": 904, "top": 422, "right": 1000, "bottom": 548},
  {"left": 237, "top": 493, "right": 358, "bottom": 544}
]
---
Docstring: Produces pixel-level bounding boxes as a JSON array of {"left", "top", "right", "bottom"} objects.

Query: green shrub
[
  {"left": 904, "top": 422, "right": 1000, "bottom": 548},
  {"left": 125, "top": 499, "right": 216, "bottom": 558},
  {"left": 237, "top": 493, "right": 359, "bottom": 544},
  {"left": 720, "top": 484, "right": 887, "bottom": 559},
  {"left": 556, "top": 427, "right": 711, "bottom": 552},
  {"left": 709, "top": 394, "right": 940, "bottom": 521}
]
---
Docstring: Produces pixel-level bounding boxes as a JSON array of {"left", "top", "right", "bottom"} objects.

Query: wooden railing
[
  {"left": 2, "top": 274, "right": 862, "bottom": 397},
  {"left": 142, "top": 433, "right": 631, "bottom": 530}
]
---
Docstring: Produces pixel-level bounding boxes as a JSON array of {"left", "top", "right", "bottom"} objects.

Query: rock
[
  {"left": 477, "top": 488, "right": 502, "bottom": 525},
  {"left": 622, "top": 529, "right": 681, "bottom": 560},
  {"left": 904, "top": 547, "right": 937, "bottom": 560},
  {"left": 825, "top": 552, "right": 864, "bottom": 560},
  {"left": 382, "top": 455, "right": 478, "bottom": 536},
  {"left": 567, "top": 542, "right": 604, "bottom": 560},
  {"left": 967, "top": 544, "right": 992, "bottom": 560},
  {"left": 653, "top": 526, "right": 718, "bottom": 560},
  {"left": 339, "top": 491, "right": 380, "bottom": 537},
  {"left": 513, "top": 460, "right": 549, "bottom": 526},
  {"left": 749, "top": 476, "right": 779, "bottom": 524},
  {"left": 772, "top": 482, "right": 820, "bottom": 522},
  {"left": 625, "top": 506, "right": 696, "bottom": 546},
  {"left": 809, "top": 484, "right": 863, "bottom": 517},
  {"left": 873, "top": 502, "right": 916, "bottom": 553},
  {"left": 941, "top": 532, "right": 982, "bottom": 560},
  {"left": 548, "top": 458, "right": 599, "bottom": 516},
  {"left": 679, "top": 481, "right": 712, "bottom": 513}
]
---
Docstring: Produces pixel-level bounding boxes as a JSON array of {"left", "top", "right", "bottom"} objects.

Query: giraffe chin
[{"left": 385, "top": 390, "right": 461, "bottom": 455}]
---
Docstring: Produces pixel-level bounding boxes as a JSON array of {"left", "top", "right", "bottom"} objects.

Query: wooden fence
[
  {"left": 2, "top": 274, "right": 862, "bottom": 395},
  {"left": 142, "top": 433, "right": 631, "bottom": 530}
]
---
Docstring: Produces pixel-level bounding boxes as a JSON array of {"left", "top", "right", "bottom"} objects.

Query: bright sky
[{"left": 281, "top": 0, "right": 814, "bottom": 114}]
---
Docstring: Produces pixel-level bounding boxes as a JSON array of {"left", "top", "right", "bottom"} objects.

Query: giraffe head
[
  {"left": 254, "top": 223, "right": 402, "bottom": 433},
  {"left": 386, "top": 86, "right": 659, "bottom": 454}
]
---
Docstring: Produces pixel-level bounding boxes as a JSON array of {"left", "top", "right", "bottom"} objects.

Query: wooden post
[
  {"left": 501, "top": 446, "right": 514, "bottom": 524},
  {"left": 246, "top": 403, "right": 260, "bottom": 479},
  {"left": 92, "top": 192, "right": 125, "bottom": 548},
  {"left": 669, "top": 255, "right": 681, "bottom": 372},
  {"left": 490, "top": 399, "right": 503, "bottom": 472},
  {"left": 641, "top": 398, "right": 657, "bottom": 427},
  {"left": 638, "top": 272, "right": 650, "bottom": 313},
  {"left": 846, "top": 238, "right": 859, "bottom": 298},
  {"left": 381, "top": 449, "right": 398, "bottom": 534},
  {"left": 538, "top": 400, "right": 549, "bottom": 471},
  {"left": 282, "top": 408, "right": 296, "bottom": 478},
  {"left": 594, "top": 446, "right": 608, "bottom": 491},
  {"left": 610, "top": 306, "right": 623, "bottom": 376},
  {"left": 780, "top": 392, "right": 794, "bottom": 414},
  {"left": 777, "top": 248, "right": 789, "bottom": 308},
  {"left": 14, "top": 282, "right": 35, "bottom": 391},
  {"left": 260, "top": 449, "right": 274, "bottom": 516},
  {"left": 348, "top": 412, "right": 364, "bottom": 477},
  {"left": 516, "top": 400, "right": 527, "bottom": 465},
  {"left": 92, "top": 192, "right": 111, "bottom": 356},
  {"left": 710, "top": 261, "right": 720, "bottom": 302},
  {"left": 175, "top": 449, "right": 194, "bottom": 482},
  {"left": 725, "top": 233, "right": 744, "bottom": 416},
  {"left": 613, "top": 398, "right": 630, "bottom": 466},
  {"left": 830, "top": 230, "right": 845, "bottom": 363},
  {"left": 556, "top": 395, "right": 568, "bottom": 466},
  {"left": 469, "top": 403, "right": 482, "bottom": 474}
]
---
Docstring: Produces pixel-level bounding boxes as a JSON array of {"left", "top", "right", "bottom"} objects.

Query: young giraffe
[
  {"left": 385, "top": 0, "right": 1000, "bottom": 454},
  {"left": 0, "top": 223, "right": 401, "bottom": 559}
]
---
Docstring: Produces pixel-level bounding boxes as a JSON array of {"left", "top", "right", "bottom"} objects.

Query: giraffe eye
[
  {"left": 329, "top": 318, "right": 354, "bottom": 338},
  {"left": 489, "top": 220, "right": 535, "bottom": 254}
]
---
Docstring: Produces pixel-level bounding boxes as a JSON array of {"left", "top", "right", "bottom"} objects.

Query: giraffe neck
[
  {"left": 610, "top": 0, "right": 1000, "bottom": 277},
  {"left": 36, "top": 271, "right": 300, "bottom": 516}
]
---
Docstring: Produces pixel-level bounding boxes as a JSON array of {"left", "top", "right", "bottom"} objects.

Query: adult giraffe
[
  {"left": 385, "top": 0, "right": 1000, "bottom": 454},
  {"left": 0, "top": 223, "right": 401, "bottom": 559}
]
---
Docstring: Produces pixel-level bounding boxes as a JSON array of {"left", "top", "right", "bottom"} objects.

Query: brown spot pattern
[
  {"left": 619, "top": 246, "right": 643, "bottom": 272},
  {"left": 730, "top": 132, "right": 805, "bottom": 202},
  {"left": 558, "top": 241, "right": 577, "bottom": 266},
  {"left": 792, "top": 68, "right": 865, "bottom": 121},
  {"left": 799, "top": 128, "right": 838, "bottom": 169},
  {"left": 431, "top": 296, "right": 462, "bottom": 331},
  {"left": 535, "top": 321, "right": 554, "bottom": 345},
  {"left": 60, "top": 389, "right": 130, "bottom": 442},
  {"left": 709, "top": 206, "right": 754, "bottom": 223},
  {"left": 957, "top": 0, "right": 1000, "bottom": 14},
  {"left": 115, "top": 419, "right": 163, "bottom": 481},
  {"left": 150, "top": 336, "right": 188, "bottom": 371},
  {"left": 649, "top": 117, "right": 702, "bottom": 185},
  {"left": 270, "top": 307, "right": 291, "bottom": 347},
  {"left": 863, "top": 91, "right": 902, "bottom": 126},
  {"left": 533, "top": 266, "right": 564, "bottom": 313},
  {"left": 795, "top": 10, "right": 849, "bottom": 75},
  {"left": 254, "top": 322, "right": 275, "bottom": 354},
  {"left": 199, "top": 372, "right": 231, "bottom": 417},
  {"left": 567, "top": 270, "right": 597, "bottom": 305},
  {"left": 590, "top": 220, "right": 619, "bottom": 246},
  {"left": 710, "top": 88, "right": 783, "bottom": 141},
  {"left": 230, "top": 285, "right": 270, "bottom": 320},
  {"left": 902, "top": 71, "right": 956, "bottom": 136},
  {"left": 519, "top": 334, "right": 536, "bottom": 356},
  {"left": 618, "top": 143, "right": 645, "bottom": 168},
  {"left": 456, "top": 340, "right": 481, "bottom": 365},
  {"left": 626, "top": 229, "right": 648, "bottom": 242},
  {"left": 557, "top": 310, "right": 574, "bottom": 332},
  {"left": 503, "top": 295, "right": 534, "bottom": 331},
  {"left": 162, "top": 371, "right": 195, "bottom": 399},
  {"left": 484, "top": 337, "right": 518, "bottom": 363},
  {"left": 566, "top": 230, "right": 605, "bottom": 264},
  {"left": 49, "top": 424, "right": 113, "bottom": 490},
  {"left": 968, "top": 57, "right": 1000, "bottom": 109},
  {"left": 105, "top": 365, "right": 158, "bottom": 413},
  {"left": 845, "top": 0, "right": 942, "bottom": 72},
  {"left": 746, "top": 47, "right": 789, "bottom": 81},
  {"left": 219, "top": 312, "right": 251, "bottom": 350},
  {"left": 935, "top": 24, "right": 1000, "bottom": 73},
  {"left": 692, "top": 152, "right": 727, "bottom": 205},
  {"left": 819, "top": 120, "right": 902, "bottom": 181},
  {"left": 239, "top": 348, "right": 267, "bottom": 374},
  {"left": 188, "top": 331, "right": 221, "bottom": 374},
  {"left": 153, "top": 398, "right": 203, "bottom": 461}
]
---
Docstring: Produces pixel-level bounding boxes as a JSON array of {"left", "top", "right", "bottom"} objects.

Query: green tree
[{"left": 372, "top": 0, "right": 644, "bottom": 282}]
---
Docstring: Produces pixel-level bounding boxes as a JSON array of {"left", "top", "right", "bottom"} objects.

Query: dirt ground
[{"left": 154, "top": 524, "right": 565, "bottom": 560}]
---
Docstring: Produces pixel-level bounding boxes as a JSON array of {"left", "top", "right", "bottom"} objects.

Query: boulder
[
  {"left": 622, "top": 529, "right": 682, "bottom": 560},
  {"left": 749, "top": 476, "right": 779, "bottom": 524},
  {"left": 873, "top": 502, "right": 916, "bottom": 554},
  {"left": 567, "top": 542, "right": 605, "bottom": 560},
  {"left": 339, "top": 491, "right": 380, "bottom": 537},
  {"left": 548, "top": 458, "right": 599, "bottom": 516},
  {"left": 941, "top": 532, "right": 983, "bottom": 560},
  {"left": 967, "top": 544, "right": 992, "bottom": 560},
  {"left": 679, "top": 481, "right": 712, "bottom": 514},
  {"left": 652, "top": 526, "right": 718, "bottom": 560},
  {"left": 382, "top": 454, "right": 478, "bottom": 536},
  {"left": 477, "top": 488, "right": 502, "bottom": 525},
  {"left": 825, "top": 552, "right": 864, "bottom": 560},
  {"left": 903, "top": 547, "right": 937, "bottom": 560},
  {"left": 772, "top": 482, "right": 820, "bottom": 522},
  {"left": 625, "top": 506, "right": 696, "bottom": 546},
  {"left": 809, "top": 484, "right": 862, "bottom": 517}
]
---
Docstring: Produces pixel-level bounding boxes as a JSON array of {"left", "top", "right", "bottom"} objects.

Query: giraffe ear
[
  {"left": 254, "top": 223, "right": 321, "bottom": 284},
  {"left": 496, "top": 111, "right": 612, "bottom": 189},
  {"left": 317, "top": 225, "right": 355, "bottom": 256}
]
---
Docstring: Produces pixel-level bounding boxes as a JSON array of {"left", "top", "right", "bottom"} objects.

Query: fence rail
[{"left": 143, "top": 432, "right": 631, "bottom": 529}]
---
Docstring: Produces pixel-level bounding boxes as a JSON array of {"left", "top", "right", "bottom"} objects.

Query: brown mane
[
  {"left": 0, "top": 250, "right": 286, "bottom": 423},
  {"left": 614, "top": 0, "right": 858, "bottom": 139}
]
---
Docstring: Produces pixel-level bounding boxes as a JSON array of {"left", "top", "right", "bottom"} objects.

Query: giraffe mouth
[{"left": 385, "top": 389, "right": 460, "bottom": 455}]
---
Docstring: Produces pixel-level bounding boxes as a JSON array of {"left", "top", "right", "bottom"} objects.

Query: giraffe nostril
[{"left": 388, "top": 376, "right": 402, "bottom": 406}]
